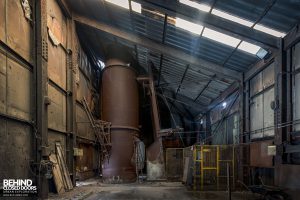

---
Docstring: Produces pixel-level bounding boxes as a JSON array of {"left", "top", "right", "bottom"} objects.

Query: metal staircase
[{"left": 82, "top": 97, "right": 112, "bottom": 162}]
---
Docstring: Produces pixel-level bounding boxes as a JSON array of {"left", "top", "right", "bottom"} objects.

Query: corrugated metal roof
[
  {"left": 255, "top": 0, "right": 300, "bottom": 33},
  {"left": 68, "top": 0, "right": 300, "bottom": 117}
]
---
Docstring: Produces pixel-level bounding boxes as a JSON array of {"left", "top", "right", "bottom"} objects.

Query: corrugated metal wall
[
  {"left": 249, "top": 63, "right": 275, "bottom": 140},
  {"left": 0, "top": 0, "right": 100, "bottom": 186},
  {"left": 293, "top": 42, "right": 300, "bottom": 131},
  {"left": 210, "top": 92, "right": 240, "bottom": 145},
  {"left": 0, "top": 0, "right": 34, "bottom": 182}
]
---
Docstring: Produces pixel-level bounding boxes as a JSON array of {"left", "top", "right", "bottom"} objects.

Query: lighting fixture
[{"left": 222, "top": 102, "right": 227, "bottom": 109}]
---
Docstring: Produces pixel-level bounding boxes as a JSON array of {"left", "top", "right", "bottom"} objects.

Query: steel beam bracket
[{"left": 44, "top": 96, "right": 51, "bottom": 105}]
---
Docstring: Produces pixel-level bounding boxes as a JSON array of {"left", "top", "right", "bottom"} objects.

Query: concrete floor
[{"left": 49, "top": 179, "right": 257, "bottom": 200}]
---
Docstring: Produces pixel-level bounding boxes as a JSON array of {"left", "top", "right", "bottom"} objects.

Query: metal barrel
[{"left": 101, "top": 58, "right": 139, "bottom": 182}]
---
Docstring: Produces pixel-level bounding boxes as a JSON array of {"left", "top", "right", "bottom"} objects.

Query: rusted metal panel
[
  {"left": 48, "top": 44, "right": 67, "bottom": 90},
  {"left": 263, "top": 88, "right": 274, "bottom": 137},
  {"left": 165, "top": 148, "right": 183, "bottom": 181},
  {"left": 75, "top": 143, "right": 96, "bottom": 180},
  {"left": 48, "top": 84, "right": 67, "bottom": 132},
  {"left": 0, "top": 52, "right": 6, "bottom": 114},
  {"left": 294, "top": 73, "right": 300, "bottom": 131},
  {"left": 250, "top": 71, "right": 263, "bottom": 97},
  {"left": 7, "top": 57, "right": 32, "bottom": 121},
  {"left": 47, "top": 0, "right": 67, "bottom": 90},
  {"left": 0, "top": 0, "right": 5, "bottom": 42},
  {"left": 80, "top": 49, "right": 89, "bottom": 77},
  {"left": 76, "top": 103, "right": 94, "bottom": 140},
  {"left": 101, "top": 59, "right": 139, "bottom": 182},
  {"left": 250, "top": 94, "right": 263, "bottom": 139},
  {"left": 250, "top": 140, "right": 273, "bottom": 167},
  {"left": 0, "top": 119, "right": 33, "bottom": 180},
  {"left": 6, "top": 0, "right": 33, "bottom": 64},
  {"left": 278, "top": 164, "right": 300, "bottom": 189},
  {"left": 293, "top": 43, "right": 300, "bottom": 131},
  {"left": 76, "top": 71, "right": 91, "bottom": 103},
  {"left": 48, "top": 130, "right": 66, "bottom": 158},
  {"left": 262, "top": 63, "right": 275, "bottom": 89},
  {"left": 47, "top": 0, "right": 67, "bottom": 47}
]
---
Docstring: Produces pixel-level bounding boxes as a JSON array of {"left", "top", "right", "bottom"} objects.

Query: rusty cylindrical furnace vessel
[{"left": 101, "top": 55, "right": 139, "bottom": 182}]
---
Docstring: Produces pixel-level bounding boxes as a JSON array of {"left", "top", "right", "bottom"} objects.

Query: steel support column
[
  {"left": 66, "top": 16, "right": 77, "bottom": 185},
  {"left": 35, "top": 0, "right": 49, "bottom": 198},
  {"left": 274, "top": 39, "right": 286, "bottom": 185}
]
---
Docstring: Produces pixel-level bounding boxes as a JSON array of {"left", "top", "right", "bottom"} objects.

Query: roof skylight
[
  {"left": 105, "top": 0, "right": 142, "bottom": 13},
  {"left": 175, "top": 18, "right": 204, "bottom": 35},
  {"left": 202, "top": 28, "right": 241, "bottom": 47},
  {"left": 238, "top": 41, "right": 261, "bottom": 54},
  {"left": 211, "top": 9, "right": 254, "bottom": 27},
  {"left": 131, "top": 1, "right": 142, "bottom": 13},
  {"left": 254, "top": 24, "right": 286, "bottom": 38},
  {"left": 179, "top": 0, "right": 211, "bottom": 12},
  {"left": 106, "top": 0, "right": 129, "bottom": 9}
]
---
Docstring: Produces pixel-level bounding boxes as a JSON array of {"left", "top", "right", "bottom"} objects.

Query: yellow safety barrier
[{"left": 192, "top": 145, "right": 235, "bottom": 191}]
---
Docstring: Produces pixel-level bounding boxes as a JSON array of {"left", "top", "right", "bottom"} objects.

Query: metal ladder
[{"left": 82, "top": 97, "right": 112, "bottom": 162}]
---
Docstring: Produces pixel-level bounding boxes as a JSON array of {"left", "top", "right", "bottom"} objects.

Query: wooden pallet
[{"left": 49, "top": 142, "right": 73, "bottom": 193}]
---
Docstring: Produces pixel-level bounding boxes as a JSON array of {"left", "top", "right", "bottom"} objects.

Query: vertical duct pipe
[{"left": 101, "top": 46, "right": 139, "bottom": 183}]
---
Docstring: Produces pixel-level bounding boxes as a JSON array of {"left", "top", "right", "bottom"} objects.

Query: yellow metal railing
[{"left": 193, "top": 145, "right": 235, "bottom": 191}]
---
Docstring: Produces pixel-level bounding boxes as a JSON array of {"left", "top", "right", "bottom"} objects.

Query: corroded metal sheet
[
  {"left": 48, "top": 130, "right": 66, "bottom": 157},
  {"left": 48, "top": 44, "right": 67, "bottom": 90},
  {"left": 48, "top": 84, "right": 67, "bottom": 132},
  {"left": 250, "top": 71, "right": 262, "bottom": 97},
  {"left": 250, "top": 94, "right": 263, "bottom": 139},
  {"left": 80, "top": 50, "right": 91, "bottom": 78},
  {"left": 76, "top": 71, "right": 92, "bottom": 106},
  {"left": 250, "top": 140, "right": 273, "bottom": 167},
  {"left": 76, "top": 103, "right": 94, "bottom": 140},
  {"left": 293, "top": 43, "right": 300, "bottom": 131},
  {"left": 263, "top": 88, "right": 274, "bottom": 137},
  {"left": 47, "top": 0, "right": 67, "bottom": 47},
  {"left": 278, "top": 164, "right": 300, "bottom": 189},
  {"left": 75, "top": 143, "right": 97, "bottom": 180},
  {"left": 262, "top": 63, "right": 275, "bottom": 89},
  {"left": 295, "top": 73, "right": 300, "bottom": 131},
  {"left": 0, "top": 0, "right": 5, "bottom": 42},
  {"left": 0, "top": 52, "right": 6, "bottom": 114},
  {"left": 165, "top": 148, "right": 183, "bottom": 181},
  {"left": 6, "top": 0, "right": 33, "bottom": 64},
  {"left": 7, "top": 58, "right": 32, "bottom": 121},
  {"left": 0, "top": 120, "right": 33, "bottom": 180},
  {"left": 47, "top": 0, "right": 67, "bottom": 90}
]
